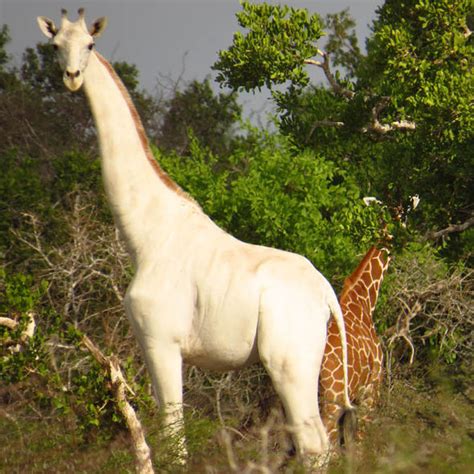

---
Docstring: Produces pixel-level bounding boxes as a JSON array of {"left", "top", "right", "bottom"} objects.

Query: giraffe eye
[
  {"left": 53, "top": 44, "right": 59, "bottom": 51},
  {"left": 88, "top": 43, "right": 95, "bottom": 50}
]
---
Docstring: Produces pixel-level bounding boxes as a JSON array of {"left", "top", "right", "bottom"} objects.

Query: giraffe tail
[
  {"left": 337, "top": 405, "right": 357, "bottom": 449},
  {"left": 328, "top": 294, "right": 357, "bottom": 446}
]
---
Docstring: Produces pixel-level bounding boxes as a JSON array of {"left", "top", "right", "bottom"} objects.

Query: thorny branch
[
  {"left": 386, "top": 299, "right": 419, "bottom": 365},
  {"left": 12, "top": 197, "right": 128, "bottom": 328},
  {"left": 8, "top": 194, "right": 140, "bottom": 394},
  {"left": 383, "top": 261, "right": 473, "bottom": 372}
]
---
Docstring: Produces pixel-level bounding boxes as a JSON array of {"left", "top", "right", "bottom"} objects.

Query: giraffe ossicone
[{"left": 37, "top": 9, "right": 354, "bottom": 464}]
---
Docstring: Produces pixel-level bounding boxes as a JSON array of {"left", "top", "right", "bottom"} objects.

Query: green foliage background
[{"left": 0, "top": 1, "right": 472, "bottom": 471}]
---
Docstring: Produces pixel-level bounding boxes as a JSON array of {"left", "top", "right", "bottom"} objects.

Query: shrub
[
  {"left": 379, "top": 243, "right": 473, "bottom": 366},
  {"left": 158, "top": 130, "right": 387, "bottom": 282}
]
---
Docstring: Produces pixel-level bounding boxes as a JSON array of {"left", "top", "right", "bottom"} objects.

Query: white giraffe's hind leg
[
  {"left": 266, "top": 364, "right": 329, "bottom": 455},
  {"left": 257, "top": 303, "right": 330, "bottom": 463}
]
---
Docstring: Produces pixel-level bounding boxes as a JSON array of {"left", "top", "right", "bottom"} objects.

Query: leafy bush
[
  {"left": 0, "top": 269, "right": 49, "bottom": 383},
  {"left": 159, "top": 129, "right": 387, "bottom": 281},
  {"left": 0, "top": 148, "right": 108, "bottom": 266},
  {"left": 0, "top": 192, "right": 147, "bottom": 440}
]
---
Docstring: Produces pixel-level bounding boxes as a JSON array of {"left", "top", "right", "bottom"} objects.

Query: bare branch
[
  {"left": 0, "top": 312, "right": 36, "bottom": 353},
  {"left": 306, "top": 119, "right": 345, "bottom": 139},
  {"left": 81, "top": 335, "right": 154, "bottom": 474},
  {"left": 305, "top": 51, "right": 417, "bottom": 135},
  {"left": 11, "top": 213, "right": 55, "bottom": 269},
  {"left": 304, "top": 51, "right": 355, "bottom": 100},
  {"left": 364, "top": 119, "right": 417, "bottom": 134},
  {"left": 90, "top": 269, "right": 124, "bottom": 302},
  {"left": 82, "top": 334, "right": 108, "bottom": 366},
  {"left": 308, "top": 116, "right": 416, "bottom": 137},
  {"left": 311, "top": 119, "right": 345, "bottom": 128},
  {"left": 0, "top": 317, "right": 18, "bottom": 330},
  {"left": 363, "top": 96, "right": 416, "bottom": 134},
  {"left": 21, "top": 311, "right": 36, "bottom": 343},
  {"left": 426, "top": 215, "right": 474, "bottom": 240}
]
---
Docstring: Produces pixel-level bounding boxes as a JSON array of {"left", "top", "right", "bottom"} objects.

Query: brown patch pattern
[{"left": 319, "top": 246, "right": 390, "bottom": 444}]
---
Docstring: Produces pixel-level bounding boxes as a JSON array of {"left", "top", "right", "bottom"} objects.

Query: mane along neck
[
  {"left": 82, "top": 51, "right": 200, "bottom": 261},
  {"left": 340, "top": 247, "right": 389, "bottom": 319},
  {"left": 92, "top": 51, "right": 194, "bottom": 200}
]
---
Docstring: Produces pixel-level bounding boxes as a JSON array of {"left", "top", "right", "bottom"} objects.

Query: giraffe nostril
[{"left": 65, "top": 70, "right": 80, "bottom": 79}]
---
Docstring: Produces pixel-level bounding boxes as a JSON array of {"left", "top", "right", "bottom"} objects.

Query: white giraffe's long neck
[{"left": 83, "top": 52, "right": 195, "bottom": 264}]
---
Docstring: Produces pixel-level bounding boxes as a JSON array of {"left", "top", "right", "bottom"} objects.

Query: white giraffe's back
[{"left": 128, "top": 206, "right": 336, "bottom": 371}]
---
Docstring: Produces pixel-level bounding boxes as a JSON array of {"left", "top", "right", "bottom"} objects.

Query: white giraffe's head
[{"left": 37, "top": 9, "right": 107, "bottom": 91}]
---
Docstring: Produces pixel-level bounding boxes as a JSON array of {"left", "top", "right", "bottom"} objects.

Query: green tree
[
  {"left": 214, "top": 1, "right": 474, "bottom": 255},
  {"left": 324, "top": 8, "right": 362, "bottom": 80},
  {"left": 0, "top": 25, "right": 8, "bottom": 69},
  {"left": 213, "top": 1, "right": 323, "bottom": 92},
  {"left": 158, "top": 130, "right": 386, "bottom": 282},
  {"left": 157, "top": 78, "right": 241, "bottom": 156},
  {"left": 359, "top": 0, "right": 473, "bottom": 243},
  {"left": 0, "top": 25, "right": 21, "bottom": 92}
]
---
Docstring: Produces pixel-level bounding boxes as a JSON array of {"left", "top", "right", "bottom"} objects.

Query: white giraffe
[{"left": 37, "top": 9, "right": 353, "bottom": 462}]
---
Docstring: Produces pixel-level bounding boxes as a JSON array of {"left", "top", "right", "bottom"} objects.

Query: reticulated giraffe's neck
[
  {"left": 82, "top": 51, "right": 199, "bottom": 263},
  {"left": 340, "top": 247, "right": 390, "bottom": 321}
]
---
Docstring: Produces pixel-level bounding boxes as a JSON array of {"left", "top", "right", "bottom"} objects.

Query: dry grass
[
  {"left": 380, "top": 247, "right": 473, "bottom": 366},
  {"left": 2, "top": 202, "right": 473, "bottom": 473},
  {"left": 1, "top": 362, "right": 473, "bottom": 473}
]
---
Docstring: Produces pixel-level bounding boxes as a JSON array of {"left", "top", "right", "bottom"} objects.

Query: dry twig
[
  {"left": 0, "top": 311, "right": 36, "bottom": 353},
  {"left": 81, "top": 335, "right": 154, "bottom": 474}
]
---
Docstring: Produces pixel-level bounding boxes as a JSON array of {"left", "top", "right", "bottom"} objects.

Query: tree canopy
[{"left": 213, "top": 0, "right": 474, "bottom": 257}]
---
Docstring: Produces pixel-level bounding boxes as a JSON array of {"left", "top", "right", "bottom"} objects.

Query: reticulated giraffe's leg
[{"left": 320, "top": 398, "right": 341, "bottom": 445}]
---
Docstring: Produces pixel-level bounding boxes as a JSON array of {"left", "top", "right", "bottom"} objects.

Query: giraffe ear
[
  {"left": 89, "top": 17, "right": 108, "bottom": 37},
  {"left": 37, "top": 16, "right": 57, "bottom": 38}
]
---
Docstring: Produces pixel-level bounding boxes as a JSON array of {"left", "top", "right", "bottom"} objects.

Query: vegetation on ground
[{"left": 1, "top": 1, "right": 472, "bottom": 472}]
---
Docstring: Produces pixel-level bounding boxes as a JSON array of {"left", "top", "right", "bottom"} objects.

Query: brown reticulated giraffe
[{"left": 319, "top": 246, "right": 390, "bottom": 446}]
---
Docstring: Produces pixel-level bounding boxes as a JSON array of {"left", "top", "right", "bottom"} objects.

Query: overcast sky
[{"left": 1, "top": 0, "right": 382, "bottom": 121}]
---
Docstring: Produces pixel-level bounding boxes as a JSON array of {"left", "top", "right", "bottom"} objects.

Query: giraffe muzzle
[{"left": 63, "top": 69, "right": 83, "bottom": 91}]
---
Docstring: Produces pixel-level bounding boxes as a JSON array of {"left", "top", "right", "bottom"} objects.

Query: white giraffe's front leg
[
  {"left": 143, "top": 342, "right": 187, "bottom": 461},
  {"left": 124, "top": 286, "right": 189, "bottom": 463}
]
